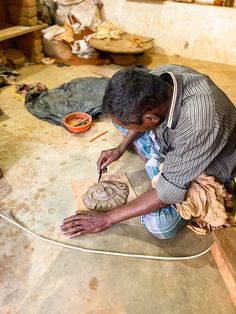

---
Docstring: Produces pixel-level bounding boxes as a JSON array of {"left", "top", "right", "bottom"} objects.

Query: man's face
[{"left": 111, "top": 115, "right": 164, "bottom": 133}]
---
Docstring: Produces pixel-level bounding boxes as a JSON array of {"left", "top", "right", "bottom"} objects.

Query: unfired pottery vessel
[{"left": 82, "top": 180, "right": 129, "bottom": 210}]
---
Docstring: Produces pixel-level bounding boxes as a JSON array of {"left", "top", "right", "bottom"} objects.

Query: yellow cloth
[
  {"left": 11, "top": 85, "right": 24, "bottom": 102},
  {"left": 176, "top": 173, "right": 235, "bottom": 235}
]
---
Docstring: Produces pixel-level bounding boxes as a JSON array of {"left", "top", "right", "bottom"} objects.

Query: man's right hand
[
  {"left": 97, "top": 130, "right": 142, "bottom": 173},
  {"left": 97, "top": 146, "right": 125, "bottom": 172}
]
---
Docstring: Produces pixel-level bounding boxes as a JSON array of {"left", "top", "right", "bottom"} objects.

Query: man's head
[{"left": 102, "top": 68, "right": 172, "bottom": 132}]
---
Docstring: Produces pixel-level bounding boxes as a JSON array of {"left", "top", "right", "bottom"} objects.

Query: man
[{"left": 61, "top": 64, "right": 236, "bottom": 239}]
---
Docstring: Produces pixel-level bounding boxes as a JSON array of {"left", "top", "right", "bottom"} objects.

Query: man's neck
[{"left": 155, "top": 83, "right": 174, "bottom": 121}]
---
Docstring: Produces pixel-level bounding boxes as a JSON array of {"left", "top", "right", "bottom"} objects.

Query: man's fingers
[
  {"left": 97, "top": 154, "right": 108, "bottom": 172},
  {"left": 61, "top": 222, "right": 84, "bottom": 231},
  {"left": 61, "top": 210, "right": 111, "bottom": 238},
  {"left": 63, "top": 213, "right": 91, "bottom": 224},
  {"left": 100, "top": 154, "right": 118, "bottom": 171},
  {"left": 62, "top": 224, "right": 93, "bottom": 238},
  {"left": 61, "top": 225, "right": 87, "bottom": 235},
  {"left": 97, "top": 148, "right": 121, "bottom": 172},
  {"left": 97, "top": 151, "right": 116, "bottom": 172},
  {"left": 69, "top": 230, "right": 86, "bottom": 238},
  {"left": 61, "top": 219, "right": 88, "bottom": 230},
  {"left": 100, "top": 159, "right": 111, "bottom": 170},
  {"left": 63, "top": 214, "right": 81, "bottom": 223}
]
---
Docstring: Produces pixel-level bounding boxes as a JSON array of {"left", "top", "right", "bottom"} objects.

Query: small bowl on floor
[
  {"left": 63, "top": 112, "right": 92, "bottom": 133},
  {"left": 42, "top": 57, "right": 55, "bottom": 65}
]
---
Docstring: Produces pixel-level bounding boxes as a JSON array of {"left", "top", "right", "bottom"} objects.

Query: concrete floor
[{"left": 0, "top": 54, "right": 236, "bottom": 314}]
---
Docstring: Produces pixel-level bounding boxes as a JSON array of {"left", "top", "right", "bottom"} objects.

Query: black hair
[{"left": 102, "top": 68, "right": 169, "bottom": 125}]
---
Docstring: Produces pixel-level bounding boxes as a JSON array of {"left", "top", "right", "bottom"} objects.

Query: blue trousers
[{"left": 115, "top": 124, "right": 188, "bottom": 239}]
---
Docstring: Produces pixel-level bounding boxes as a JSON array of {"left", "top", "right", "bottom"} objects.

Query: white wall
[{"left": 102, "top": 0, "right": 236, "bottom": 65}]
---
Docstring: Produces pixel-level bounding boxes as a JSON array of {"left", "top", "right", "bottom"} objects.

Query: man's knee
[
  {"left": 140, "top": 207, "right": 188, "bottom": 239},
  {"left": 145, "top": 225, "right": 179, "bottom": 239}
]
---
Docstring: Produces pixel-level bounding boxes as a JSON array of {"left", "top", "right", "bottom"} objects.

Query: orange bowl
[{"left": 63, "top": 112, "right": 92, "bottom": 133}]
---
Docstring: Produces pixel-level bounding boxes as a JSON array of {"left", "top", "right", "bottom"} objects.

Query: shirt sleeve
[{"left": 156, "top": 127, "right": 228, "bottom": 204}]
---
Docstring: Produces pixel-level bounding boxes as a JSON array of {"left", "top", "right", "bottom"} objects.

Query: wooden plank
[
  {"left": 212, "top": 228, "right": 236, "bottom": 282},
  {"left": 0, "top": 24, "right": 47, "bottom": 42},
  {"left": 211, "top": 242, "right": 236, "bottom": 308}
]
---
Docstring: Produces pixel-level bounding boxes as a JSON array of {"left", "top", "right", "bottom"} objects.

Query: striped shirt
[{"left": 151, "top": 65, "right": 236, "bottom": 205}]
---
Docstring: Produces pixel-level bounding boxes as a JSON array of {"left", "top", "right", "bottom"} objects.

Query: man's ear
[{"left": 143, "top": 113, "right": 160, "bottom": 124}]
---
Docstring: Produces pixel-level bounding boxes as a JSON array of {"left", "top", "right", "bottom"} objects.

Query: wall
[{"left": 102, "top": 0, "right": 236, "bottom": 65}]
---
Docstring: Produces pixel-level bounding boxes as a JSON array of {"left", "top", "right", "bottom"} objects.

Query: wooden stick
[
  {"left": 89, "top": 130, "right": 108, "bottom": 143},
  {"left": 74, "top": 117, "right": 88, "bottom": 126}
]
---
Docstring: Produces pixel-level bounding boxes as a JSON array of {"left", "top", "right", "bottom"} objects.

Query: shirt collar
[{"left": 160, "top": 71, "right": 183, "bottom": 129}]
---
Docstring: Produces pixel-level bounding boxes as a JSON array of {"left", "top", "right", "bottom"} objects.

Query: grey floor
[{"left": 0, "top": 54, "right": 235, "bottom": 313}]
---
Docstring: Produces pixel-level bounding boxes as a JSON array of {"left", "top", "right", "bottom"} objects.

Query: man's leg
[
  {"left": 114, "top": 123, "right": 188, "bottom": 239},
  {"left": 140, "top": 208, "right": 187, "bottom": 239}
]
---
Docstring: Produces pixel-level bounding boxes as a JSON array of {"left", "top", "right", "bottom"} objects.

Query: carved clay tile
[{"left": 82, "top": 180, "right": 129, "bottom": 211}]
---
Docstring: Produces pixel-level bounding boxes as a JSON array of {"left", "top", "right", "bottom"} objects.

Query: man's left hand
[{"left": 60, "top": 211, "right": 113, "bottom": 238}]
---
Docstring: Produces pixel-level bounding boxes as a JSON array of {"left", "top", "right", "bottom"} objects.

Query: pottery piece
[{"left": 82, "top": 180, "right": 129, "bottom": 210}]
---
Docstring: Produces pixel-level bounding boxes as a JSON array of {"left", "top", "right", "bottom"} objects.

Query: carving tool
[
  {"left": 74, "top": 117, "right": 89, "bottom": 126},
  {"left": 89, "top": 130, "right": 108, "bottom": 143},
  {"left": 98, "top": 170, "right": 102, "bottom": 182},
  {"left": 69, "top": 117, "right": 89, "bottom": 127}
]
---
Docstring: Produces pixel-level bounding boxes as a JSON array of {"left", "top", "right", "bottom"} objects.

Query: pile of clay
[{"left": 82, "top": 180, "right": 129, "bottom": 211}]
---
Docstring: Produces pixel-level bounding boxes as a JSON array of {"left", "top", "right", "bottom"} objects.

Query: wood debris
[
  {"left": 126, "top": 36, "right": 144, "bottom": 48},
  {"left": 92, "top": 21, "right": 125, "bottom": 40}
]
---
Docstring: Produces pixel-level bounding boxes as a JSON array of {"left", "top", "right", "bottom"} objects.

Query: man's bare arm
[
  {"left": 61, "top": 189, "right": 167, "bottom": 237},
  {"left": 118, "top": 129, "right": 142, "bottom": 151},
  {"left": 97, "top": 130, "right": 143, "bottom": 171},
  {"left": 108, "top": 188, "right": 166, "bottom": 224}
]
